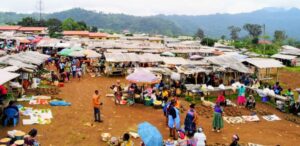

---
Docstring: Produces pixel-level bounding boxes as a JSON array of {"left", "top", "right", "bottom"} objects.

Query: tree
[
  {"left": 47, "top": 18, "right": 62, "bottom": 38},
  {"left": 228, "top": 26, "right": 241, "bottom": 40},
  {"left": 287, "top": 38, "right": 296, "bottom": 46},
  {"left": 18, "top": 17, "right": 39, "bottom": 27},
  {"left": 221, "top": 35, "right": 226, "bottom": 40},
  {"left": 195, "top": 28, "right": 204, "bottom": 39},
  {"left": 5, "top": 22, "right": 16, "bottom": 25},
  {"left": 201, "top": 38, "right": 216, "bottom": 47},
  {"left": 61, "top": 18, "right": 80, "bottom": 31},
  {"left": 274, "top": 30, "right": 287, "bottom": 43},
  {"left": 243, "top": 24, "right": 262, "bottom": 38},
  {"left": 77, "top": 21, "right": 88, "bottom": 30},
  {"left": 90, "top": 26, "right": 98, "bottom": 32}
]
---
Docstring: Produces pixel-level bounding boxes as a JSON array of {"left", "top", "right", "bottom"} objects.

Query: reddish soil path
[{"left": 0, "top": 75, "right": 300, "bottom": 146}]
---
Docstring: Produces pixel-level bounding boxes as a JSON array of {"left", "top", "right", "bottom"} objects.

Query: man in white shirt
[{"left": 193, "top": 127, "right": 206, "bottom": 146}]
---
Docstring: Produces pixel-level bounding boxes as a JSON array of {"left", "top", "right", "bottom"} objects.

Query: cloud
[{"left": 1, "top": 0, "right": 300, "bottom": 16}]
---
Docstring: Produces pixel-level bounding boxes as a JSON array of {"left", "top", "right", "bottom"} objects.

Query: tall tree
[
  {"left": 61, "top": 18, "right": 80, "bottom": 31},
  {"left": 47, "top": 18, "right": 62, "bottom": 38},
  {"left": 274, "top": 30, "right": 287, "bottom": 43},
  {"left": 228, "top": 26, "right": 241, "bottom": 40},
  {"left": 195, "top": 28, "right": 204, "bottom": 39},
  {"left": 243, "top": 24, "right": 262, "bottom": 38}
]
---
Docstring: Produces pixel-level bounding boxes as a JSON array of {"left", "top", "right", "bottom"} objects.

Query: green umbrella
[
  {"left": 70, "top": 46, "right": 83, "bottom": 51},
  {"left": 161, "top": 51, "right": 175, "bottom": 57},
  {"left": 58, "top": 48, "right": 73, "bottom": 56}
]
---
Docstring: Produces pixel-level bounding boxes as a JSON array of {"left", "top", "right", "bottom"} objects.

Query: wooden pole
[
  {"left": 195, "top": 73, "right": 198, "bottom": 85},
  {"left": 276, "top": 68, "right": 279, "bottom": 82}
]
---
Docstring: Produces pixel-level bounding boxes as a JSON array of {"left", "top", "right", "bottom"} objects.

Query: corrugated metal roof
[
  {"left": 162, "top": 57, "right": 188, "bottom": 65},
  {"left": 271, "top": 54, "right": 297, "bottom": 60},
  {"left": 204, "top": 54, "right": 250, "bottom": 73},
  {"left": 243, "top": 58, "right": 285, "bottom": 68}
]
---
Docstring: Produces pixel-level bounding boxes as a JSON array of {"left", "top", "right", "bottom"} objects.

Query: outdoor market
[{"left": 0, "top": 30, "right": 299, "bottom": 146}]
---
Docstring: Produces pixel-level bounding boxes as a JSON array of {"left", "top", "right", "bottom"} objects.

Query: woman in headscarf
[
  {"left": 184, "top": 103, "right": 197, "bottom": 134},
  {"left": 212, "top": 103, "right": 224, "bottom": 132}
]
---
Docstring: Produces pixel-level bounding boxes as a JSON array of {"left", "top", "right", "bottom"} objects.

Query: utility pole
[
  {"left": 263, "top": 24, "right": 266, "bottom": 56},
  {"left": 38, "top": 0, "right": 43, "bottom": 21}
]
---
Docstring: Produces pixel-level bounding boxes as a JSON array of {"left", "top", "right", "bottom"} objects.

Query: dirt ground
[
  {"left": 1, "top": 71, "right": 300, "bottom": 146},
  {"left": 279, "top": 69, "right": 300, "bottom": 89}
]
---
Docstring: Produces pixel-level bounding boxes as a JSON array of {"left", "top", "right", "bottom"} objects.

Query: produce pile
[
  {"left": 255, "top": 109, "right": 273, "bottom": 116},
  {"left": 285, "top": 115, "right": 300, "bottom": 125},
  {"left": 27, "top": 87, "right": 60, "bottom": 95},
  {"left": 223, "top": 107, "right": 249, "bottom": 117},
  {"left": 195, "top": 105, "right": 213, "bottom": 118}
]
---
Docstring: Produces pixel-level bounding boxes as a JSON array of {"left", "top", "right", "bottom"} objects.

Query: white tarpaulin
[{"left": 0, "top": 70, "right": 20, "bottom": 85}]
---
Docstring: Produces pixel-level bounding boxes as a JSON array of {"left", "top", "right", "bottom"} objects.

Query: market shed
[
  {"left": 243, "top": 58, "right": 284, "bottom": 81},
  {"left": 176, "top": 65, "right": 209, "bottom": 84},
  {"left": 271, "top": 54, "right": 298, "bottom": 66},
  {"left": 104, "top": 53, "right": 140, "bottom": 76},
  {"left": 203, "top": 54, "right": 251, "bottom": 85}
]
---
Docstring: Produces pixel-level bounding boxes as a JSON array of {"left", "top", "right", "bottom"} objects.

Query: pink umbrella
[{"left": 126, "top": 69, "right": 159, "bottom": 84}]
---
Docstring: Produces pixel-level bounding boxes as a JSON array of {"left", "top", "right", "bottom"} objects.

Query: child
[
  {"left": 246, "top": 95, "right": 256, "bottom": 110},
  {"left": 76, "top": 67, "right": 82, "bottom": 81}
]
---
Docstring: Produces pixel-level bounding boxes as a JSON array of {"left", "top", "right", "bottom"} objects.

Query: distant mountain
[
  {"left": 1, "top": 7, "right": 300, "bottom": 39},
  {"left": 158, "top": 7, "right": 300, "bottom": 39}
]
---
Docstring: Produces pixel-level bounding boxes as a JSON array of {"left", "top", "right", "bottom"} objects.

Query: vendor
[
  {"left": 150, "top": 90, "right": 157, "bottom": 103},
  {"left": 24, "top": 128, "right": 39, "bottom": 146},
  {"left": 162, "top": 88, "right": 169, "bottom": 103},
  {"left": 286, "top": 88, "right": 295, "bottom": 108},
  {"left": 273, "top": 82, "right": 283, "bottom": 95},
  {"left": 120, "top": 133, "right": 134, "bottom": 146}
]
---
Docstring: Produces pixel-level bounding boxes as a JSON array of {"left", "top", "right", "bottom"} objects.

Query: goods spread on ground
[
  {"left": 19, "top": 107, "right": 53, "bottom": 125},
  {"left": 223, "top": 116, "right": 246, "bottom": 124}
]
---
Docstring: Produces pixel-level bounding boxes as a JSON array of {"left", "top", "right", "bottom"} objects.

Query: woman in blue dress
[
  {"left": 184, "top": 103, "right": 197, "bottom": 134},
  {"left": 167, "top": 100, "right": 178, "bottom": 139}
]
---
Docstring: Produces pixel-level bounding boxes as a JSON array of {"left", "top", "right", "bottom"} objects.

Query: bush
[
  {"left": 185, "top": 96, "right": 193, "bottom": 102},
  {"left": 201, "top": 38, "right": 217, "bottom": 47}
]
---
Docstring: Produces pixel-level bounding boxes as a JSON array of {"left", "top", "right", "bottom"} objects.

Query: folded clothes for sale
[
  {"left": 29, "top": 99, "right": 49, "bottom": 105},
  {"left": 242, "top": 115, "right": 260, "bottom": 122},
  {"left": 262, "top": 115, "right": 281, "bottom": 121},
  {"left": 223, "top": 116, "right": 245, "bottom": 124}
]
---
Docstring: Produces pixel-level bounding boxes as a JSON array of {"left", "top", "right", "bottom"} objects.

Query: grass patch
[{"left": 283, "top": 66, "right": 300, "bottom": 72}]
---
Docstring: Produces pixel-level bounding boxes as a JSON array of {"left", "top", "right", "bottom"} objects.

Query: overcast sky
[{"left": 1, "top": 0, "right": 300, "bottom": 16}]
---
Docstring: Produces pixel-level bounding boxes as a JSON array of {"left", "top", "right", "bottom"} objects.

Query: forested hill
[{"left": 1, "top": 7, "right": 300, "bottom": 39}]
